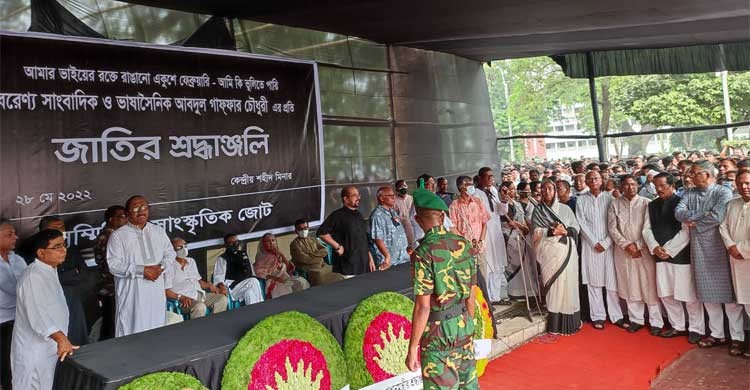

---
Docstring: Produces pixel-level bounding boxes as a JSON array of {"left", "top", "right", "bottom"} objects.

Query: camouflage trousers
[{"left": 420, "top": 313, "right": 478, "bottom": 389}]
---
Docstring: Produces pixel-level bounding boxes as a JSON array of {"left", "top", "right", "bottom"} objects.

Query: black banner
[{"left": 0, "top": 32, "right": 324, "bottom": 249}]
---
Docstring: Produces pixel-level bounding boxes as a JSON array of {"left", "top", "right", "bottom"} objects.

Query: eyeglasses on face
[
  {"left": 45, "top": 243, "right": 68, "bottom": 250},
  {"left": 129, "top": 205, "right": 150, "bottom": 213}
]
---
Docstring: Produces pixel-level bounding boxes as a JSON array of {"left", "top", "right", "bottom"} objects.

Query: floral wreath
[
  {"left": 222, "top": 311, "right": 348, "bottom": 390},
  {"left": 343, "top": 292, "right": 415, "bottom": 390},
  {"left": 473, "top": 285, "right": 494, "bottom": 377},
  {"left": 118, "top": 371, "right": 207, "bottom": 390}
]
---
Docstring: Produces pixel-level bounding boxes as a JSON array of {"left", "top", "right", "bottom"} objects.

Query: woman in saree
[
  {"left": 531, "top": 179, "right": 582, "bottom": 335},
  {"left": 254, "top": 233, "right": 310, "bottom": 298}
]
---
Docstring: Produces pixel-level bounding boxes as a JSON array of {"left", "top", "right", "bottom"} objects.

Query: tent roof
[{"left": 121, "top": 0, "right": 750, "bottom": 61}]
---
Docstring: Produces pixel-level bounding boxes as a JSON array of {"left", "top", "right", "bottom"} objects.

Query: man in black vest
[
  {"left": 642, "top": 173, "right": 703, "bottom": 343},
  {"left": 212, "top": 234, "right": 264, "bottom": 304}
]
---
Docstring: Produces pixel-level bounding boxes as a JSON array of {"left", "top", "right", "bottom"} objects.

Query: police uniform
[{"left": 412, "top": 188, "right": 478, "bottom": 389}]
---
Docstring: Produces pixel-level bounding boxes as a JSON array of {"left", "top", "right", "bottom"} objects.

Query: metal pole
[
  {"left": 386, "top": 44, "right": 399, "bottom": 179},
  {"left": 586, "top": 52, "right": 606, "bottom": 162},
  {"left": 499, "top": 62, "right": 515, "bottom": 162},
  {"left": 722, "top": 70, "right": 733, "bottom": 141}
]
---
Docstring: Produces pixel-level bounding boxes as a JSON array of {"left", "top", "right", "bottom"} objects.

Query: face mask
[
  {"left": 466, "top": 185, "right": 476, "bottom": 196},
  {"left": 176, "top": 247, "right": 188, "bottom": 258},
  {"left": 297, "top": 229, "right": 309, "bottom": 238},
  {"left": 397, "top": 187, "right": 407, "bottom": 195}
]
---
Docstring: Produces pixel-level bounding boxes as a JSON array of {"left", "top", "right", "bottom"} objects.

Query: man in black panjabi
[{"left": 318, "top": 185, "right": 376, "bottom": 276}]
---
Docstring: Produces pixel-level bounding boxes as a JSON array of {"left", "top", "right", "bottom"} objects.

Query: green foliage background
[{"left": 486, "top": 57, "right": 750, "bottom": 161}]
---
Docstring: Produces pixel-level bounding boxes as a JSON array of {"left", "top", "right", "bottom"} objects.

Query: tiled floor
[
  {"left": 650, "top": 347, "right": 750, "bottom": 389},
  {"left": 488, "top": 300, "right": 546, "bottom": 359}
]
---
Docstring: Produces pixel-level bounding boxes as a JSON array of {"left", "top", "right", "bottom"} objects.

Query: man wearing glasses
[
  {"left": 676, "top": 161, "right": 741, "bottom": 350},
  {"left": 11, "top": 229, "right": 78, "bottom": 390},
  {"left": 107, "top": 196, "right": 175, "bottom": 337},
  {"left": 369, "top": 186, "right": 409, "bottom": 270}
]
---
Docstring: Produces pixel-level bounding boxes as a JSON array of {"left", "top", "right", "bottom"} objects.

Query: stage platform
[
  {"left": 54, "top": 264, "right": 412, "bottom": 390},
  {"left": 54, "top": 264, "right": 549, "bottom": 389}
]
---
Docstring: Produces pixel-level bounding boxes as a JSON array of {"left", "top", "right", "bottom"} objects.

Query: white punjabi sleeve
[{"left": 107, "top": 231, "right": 143, "bottom": 278}]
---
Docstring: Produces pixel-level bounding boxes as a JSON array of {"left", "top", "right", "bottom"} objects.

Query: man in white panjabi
[
  {"left": 0, "top": 220, "right": 26, "bottom": 390},
  {"left": 165, "top": 238, "right": 228, "bottom": 319},
  {"left": 12, "top": 229, "right": 78, "bottom": 390},
  {"left": 719, "top": 170, "right": 750, "bottom": 358},
  {"left": 107, "top": 196, "right": 174, "bottom": 337},
  {"left": 607, "top": 176, "right": 662, "bottom": 335},
  {"left": 643, "top": 172, "right": 704, "bottom": 343},
  {"left": 474, "top": 167, "right": 512, "bottom": 304},
  {"left": 499, "top": 181, "right": 537, "bottom": 298},
  {"left": 394, "top": 179, "right": 416, "bottom": 248},
  {"left": 576, "top": 171, "right": 626, "bottom": 330}
]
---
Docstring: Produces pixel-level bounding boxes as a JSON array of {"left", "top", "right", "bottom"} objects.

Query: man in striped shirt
[{"left": 576, "top": 171, "right": 626, "bottom": 330}]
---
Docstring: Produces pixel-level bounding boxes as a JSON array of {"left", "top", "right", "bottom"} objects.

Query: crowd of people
[
  {"left": 491, "top": 151, "right": 750, "bottom": 359},
  {"left": 1, "top": 148, "right": 749, "bottom": 389}
]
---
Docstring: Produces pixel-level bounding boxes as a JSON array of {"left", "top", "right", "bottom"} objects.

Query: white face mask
[
  {"left": 176, "top": 247, "right": 188, "bottom": 258},
  {"left": 466, "top": 185, "right": 476, "bottom": 196},
  {"left": 297, "top": 229, "right": 309, "bottom": 238}
]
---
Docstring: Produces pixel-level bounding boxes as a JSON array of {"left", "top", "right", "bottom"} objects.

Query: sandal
[
  {"left": 729, "top": 341, "right": 744, "bottom": 357},
  {"left": 613, "top": 319, "right": 630, "bottom": 330},
  {"left": 592, "top": 320, "right": 605, "bottom": 330},
  {"left": 698, "top": 336, "right": 727, "bottom": 348}
]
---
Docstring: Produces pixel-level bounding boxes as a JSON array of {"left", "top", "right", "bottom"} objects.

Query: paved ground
[{"left": 651, "top": 346, "right": 750, "bottom": 389}]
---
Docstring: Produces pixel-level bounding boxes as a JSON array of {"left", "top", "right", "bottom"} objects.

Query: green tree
[
  {"left": 485, "top": 57, "right": 590, "bottom": 162},
  {"left": 610, "top": 72, "right": 750, "bottom": 152}
]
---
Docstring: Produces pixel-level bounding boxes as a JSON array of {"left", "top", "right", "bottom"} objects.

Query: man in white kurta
[
  {"left": 607, "top": 176, "right": 662, "bottom": 334},
  {"left": 12, "top": 231, "right": 73, "bottom": 390},
  {"left": 719, "top": 170, "right": 750, "bottom": 357},
  {"left": 643, "top": 173, "right": 703, "bottom": 341},
  {"left": 107, "top": 196, "right": 175, "bottom": 337},
  {"left": 475, "top": 167, "right": 510, "bottom": 303},
  {"left": 576, "top": 171, "right": 624, "bottom": 327},
  {"left": 0, "top": 221, "right": 26, "bottom": 389}
]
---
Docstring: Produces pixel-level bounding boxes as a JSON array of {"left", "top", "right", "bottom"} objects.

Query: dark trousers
[{"left": 1, "top": 320, "right": 13, "bottom": 390}]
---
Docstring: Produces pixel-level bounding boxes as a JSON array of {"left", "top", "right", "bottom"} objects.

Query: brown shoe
[
  {"left": 698, "top": 336, "right": 727, "bottom": 348},
  {"left": 729, "top": 341, "right": 744, "bottom": 357}
]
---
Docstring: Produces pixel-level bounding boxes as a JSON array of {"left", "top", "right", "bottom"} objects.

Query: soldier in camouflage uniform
[{"left": 406, "top": 186, "right": 478, "bottom": 390}]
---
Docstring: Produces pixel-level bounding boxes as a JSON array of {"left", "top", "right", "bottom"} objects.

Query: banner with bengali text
[{"left": 0, "top": 31, "right": 324, "bottom": 249}]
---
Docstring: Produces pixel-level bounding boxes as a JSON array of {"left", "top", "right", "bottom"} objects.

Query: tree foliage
[{"left": 486, "top": 55, "right": 750, "bottom": 159}]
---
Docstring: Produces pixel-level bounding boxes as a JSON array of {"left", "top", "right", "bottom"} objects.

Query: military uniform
[{"left": 412, "top": 187, "right": 478, "bottom": 390}]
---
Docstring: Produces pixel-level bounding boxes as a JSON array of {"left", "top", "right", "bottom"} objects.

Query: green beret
[{"left": 413, "top": 188, "right": 448, "bottom": 211}]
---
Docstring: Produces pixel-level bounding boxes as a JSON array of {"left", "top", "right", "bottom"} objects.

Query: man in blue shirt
[{"left": 369, "top": 186, "right": 410, "bottom": 270}]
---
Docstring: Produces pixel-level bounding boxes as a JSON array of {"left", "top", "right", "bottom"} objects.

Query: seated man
[
  {"left": 212, "top": 234, "right": 264, "bottom": 305},
  {"left": 165, "top": 238, "right": 227, "bottom": 319},
  {"left": 289, "top": 219, "right": 344, "bottom": 286}
]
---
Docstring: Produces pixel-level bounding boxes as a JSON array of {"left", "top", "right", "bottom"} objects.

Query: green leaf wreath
[
  {"left": 118, "top": 371, "right": 207, "bottom": 390},
  {"left": 221, "top": 311, "right": 348, "bottom": 390},
  {"left": 343, "top": 292, "right": 415, "bottom": 390}
]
